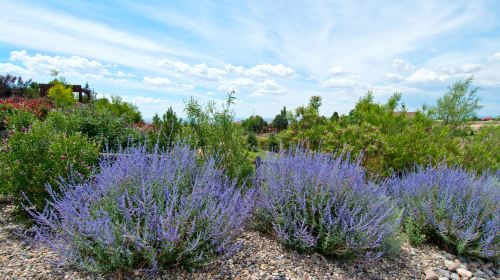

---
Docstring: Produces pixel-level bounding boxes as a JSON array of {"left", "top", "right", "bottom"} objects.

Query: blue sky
[{"left": 0, "top": 0, "right": 499, "bottom": 119}]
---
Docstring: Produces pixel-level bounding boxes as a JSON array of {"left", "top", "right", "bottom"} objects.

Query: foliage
[
  {"left": 431, "top": 77, "right": 482, "bottom": 126},
  {"left": 290, "top": 96, "right": 327, "bottom": 131},
  {"left": 48, "top": 81, "right": 76, "bottom": 109},
  {"left": 462, "top": 125, "right": 500, "bottom": 174},
  {"left": 0, "top": 105, "right": 36, "bottom": 133},
  {"left": 183, "top": 92, "right": 253, "bottom": 182},
  {"left": 44, "top": 105, "right": 143, "bottom": 151},
  {"left": 246, "top": 131, "right": 258, "bottom": 151},
  {"left": 0, "top": 97, "right": 53, "bottom": 119},
  {"left": 272, "top": 106, "right": 288, "bottom": 131},
  {"left": 254, "top": 148, "right": 402, "bottom": 260},
  {"left": 1, "top": 122, "right": 99, "bottom": 219},
  {"left": 95, "top": 96, "right": 143, "bottom": 123},
  {"left": 386, "top": 165, "right": 499, "bottom": 259},
  {"left": 321, "top": 122, "right": 388, "bottom": 175},
  {"left": 149, "top": 107, "right": 182, "bottom": 149},
  {"left": 27, "top": 145, "right": 255, "bottom": 272},
  {"left": 242, "top": 115, "right": 268, "bottom": 133},
  {"left": 0, "top": 74, "right": 39, "bottom": 98},
  {"left": 276, "top": 89, "right": 491, "bottom": 177},
  {"left": 267, "top": 133, "right": 279, "bottom": 152}
]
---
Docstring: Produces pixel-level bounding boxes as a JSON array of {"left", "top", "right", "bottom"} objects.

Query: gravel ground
[{"left": 0, "top": 199, "right": 498, "bottom": 280}]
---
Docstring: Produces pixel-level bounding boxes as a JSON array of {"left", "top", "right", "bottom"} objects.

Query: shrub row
[
  {"left": 386, "top": 165, "right": 499, "bottom": 259},
  {"left": 29, "top": 145, "right": 255, "bottom": 272},
  {"left": 25, "top": 145, "right": 499, "bottom": 273}
]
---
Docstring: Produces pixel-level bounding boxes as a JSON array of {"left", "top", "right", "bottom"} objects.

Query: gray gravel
[{"left": 0, "top": 199, "right": 498, "bottom": 280}]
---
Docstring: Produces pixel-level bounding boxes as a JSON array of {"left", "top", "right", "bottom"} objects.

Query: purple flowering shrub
[
  {"left": 386, "top": 165, "right": 500, "bottom": 259},
  {"left": 254, "top": 148, "right": 402, "bottom": 260},
  {"left": 27, "top": 145, "right": 255, "bottom": 272}
]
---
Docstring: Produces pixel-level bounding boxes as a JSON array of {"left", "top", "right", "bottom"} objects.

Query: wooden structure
[{"left": 39, "top": 84, "right": 92, "bottom": 103}]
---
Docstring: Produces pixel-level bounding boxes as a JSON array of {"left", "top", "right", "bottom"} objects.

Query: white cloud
[
  {"left": 10, "top": 50, "right": 112, "bottom": 77},
  {"left": 488, "top": 52, "right": 500, "bottom": 62},
  {"left": 125, "top": 96, "right": 170, "bottom": 105},
  {"left": 245, "top": 63, "right": 295, "bottom": 78},
  {"left": 158, "top": 58, "right": 226, "bottom": 81},
  {"left": 393, "top": 59, "right": 415, "bottom": 73},
  {"left": 0, "top": 62, "right": 32, "bottom": 75},
  {"left": 328, "top": 67, "right": 346, "bottom": 76},
  {"left": 217, "top": 78, "right": 255, "bottom": 92},
  {"left": 322, "top": 77, "right": 359, "bottom": 88},
  {"left": 115, "top": 71, "right": 135, "bottom": 78},
  {"left": 406, "top": 68, "right": 448, "bottom": 83},
  {"left": 251, "top": 79, "right": 287, "bottom": 96},
  {"left": 441, "top": 64, "right": 482, "bottom": 74},
  {"left": 143, "top": 76, "right": 172, "bottom": 86},
  {"left": 385, "top": 73, "right": 405, "bottom": 82},
  {"left": 225, "top": 63, "right": 295, "bottom": 78}
]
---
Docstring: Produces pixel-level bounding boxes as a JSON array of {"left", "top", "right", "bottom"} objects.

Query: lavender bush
[
  {"left": 27, "top": 145, "right": 255, "bottom": 272},
  {"left": 254, "top": 148, "right": 402, "bottom": 260},
  {"left": 386, "top": 165, "right": 499, "bottom": 259}
]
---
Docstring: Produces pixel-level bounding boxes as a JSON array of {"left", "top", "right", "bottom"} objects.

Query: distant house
[
  {"left": 481, "top": 117, "right": 493, "bottom": 121},
  {"left": 394, "top": 111, "right": 417, "bottom": 118}
]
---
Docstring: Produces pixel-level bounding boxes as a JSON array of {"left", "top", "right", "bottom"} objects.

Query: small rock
[
  {"left": 436, "top": 268, "right": 450, "bottom": 278},
  {"left": 473, "top": 270, "right": 488, "bottom": 279},
  {"left": 438, "top": 278, "right": 449, "bottom": 280},
  {"left": 446, "top": 260, "right": 460, "bottom": 272},
  {"left": 457, "top": 268, "right": 473, "bottom": 279},
  {"left": 450, "top": 273, "right": 459, "bottom": 280},
  {"left": 482, "top": 268, "right": 494, "bottom": 277},
  {"left": 424, "top": 268, "right": 439, "bottom": 280}
]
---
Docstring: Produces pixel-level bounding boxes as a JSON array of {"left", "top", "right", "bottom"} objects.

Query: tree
[
  {"left": 291, "top": 95, "right": 326, "bottom": 131},
  {"left": 309, "top": 95, "right": 322, "bottom": 111},
  {"left": 48, "top": 81, "right": 76, "bottom": 109},
  {"left": 433, "top": 77, "right": 482, "bottom": 126},
  {"left": 330, "top": 112, "right": 340, "bottom": 122},
  {"left": 152, "top": 107, "right": 182, "bottom": 149},
  {"left": 272, "top": 106, "right": 288, "bottom": 131},
  {"left": 0, "top": 74, "right": 35, "bottom": 98},
  {"left": 241, "top": 115, "right": 267, "bottom": 133}
]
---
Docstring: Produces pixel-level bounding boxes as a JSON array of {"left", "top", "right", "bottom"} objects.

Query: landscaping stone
[
  {"left": 0, "top": 200, "right": 498, "bottom": 280},
  {"left": 457, "top": 268, "right": 473, "bottom": 279},
  {"left": 473, "top": 270, "right": 488, "bottom": 279},
  {"left": 424, "top": 268, "right": 439, "bottom": 280},
  {"left": 447, "top": 260, "right": 461, "bottom": 272},
  {"left": 436, "top": 267, "right": 451, "bottom": 278}
]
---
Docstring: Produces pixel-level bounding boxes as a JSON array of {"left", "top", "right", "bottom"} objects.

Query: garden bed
[{"left": 1, "top": 199, "right": 497, "bottom": 280}]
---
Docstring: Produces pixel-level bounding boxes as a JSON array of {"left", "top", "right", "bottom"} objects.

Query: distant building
[
  {"left": 394, "top": 111, "right": 417, "bottom": 118},
  {"left": 481, "top": 117, "right": 493, "bottom": 121}
]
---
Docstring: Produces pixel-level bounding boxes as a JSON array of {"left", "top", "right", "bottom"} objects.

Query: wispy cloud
[{"left": 0, "top": 0, "right": 499, "bottom": 118}]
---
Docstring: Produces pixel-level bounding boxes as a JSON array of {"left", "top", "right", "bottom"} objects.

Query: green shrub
[
  {"left": 462, "top": 125, "right": 500, "bottom": 173},
  {"left": 247, "top": 131, "right": 258, "bottom": 149},
  {"left": 95, "top": 96, "right": 143, "bottom": 123},
  {"left": 2, "top": 122, "right": 99, "bottom": 220},
  {"left": 45, "top": 105, "right": 143, "bottom": 151},
  {"left": 48, "top": 82, "right": 76, "bottom": 109},
  {"left": 0, "top": 104, "right": 36, "bottom": 135},
  {"left": 268, "top": 133, "right": 279, "bottom": 152},
  {"left": 183, "top": 92, "right": 253, "bottom": 183}
]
